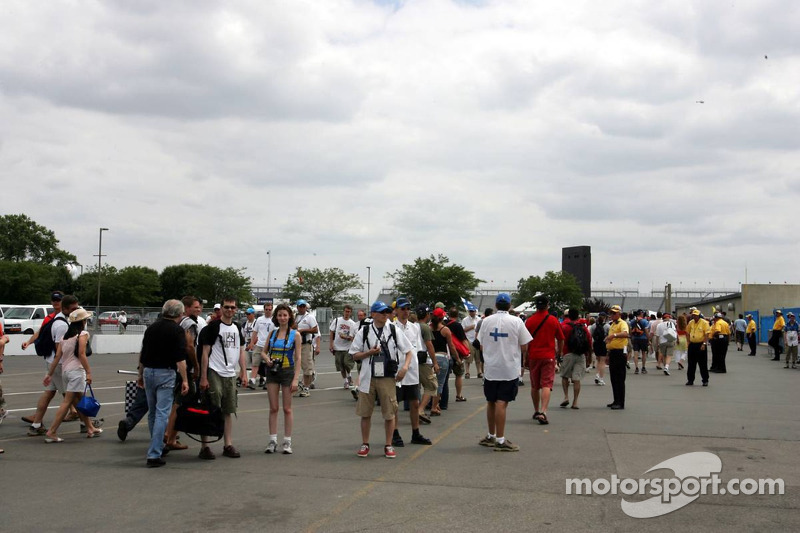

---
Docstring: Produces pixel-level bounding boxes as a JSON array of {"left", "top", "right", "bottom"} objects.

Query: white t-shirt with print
[
  {"left": 252, "top": 315, "right": 275, "bottom": 348},
  {"left": 477, "top": 311, "right": 532, "bottom": 381},
  {"left": 209, "top": 322, "right": 243, "bottom": 377},
  {"left": 330, "top": 317, "right": 358, "bottom": 351},
  {"left": 349, "top": 322, "right": 413, "bottom": 393},
  {"left": 242, "top": 319, "right": 257, "bottom": 347},
  {"left": 48, "top": 312, "right": 69, "bottom": 364},
  {"left": 394, "top": 319, "right": 420, "bottom": 386}
]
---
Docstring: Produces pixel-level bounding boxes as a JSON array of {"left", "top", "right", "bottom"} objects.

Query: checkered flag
[{"left": 124, "top": 381, "right": 138, "bottom": 415}]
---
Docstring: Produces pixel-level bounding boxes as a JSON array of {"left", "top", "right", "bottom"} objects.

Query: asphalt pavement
[{"left": 0, "top": 340, "right": 797, "bottom": 532}]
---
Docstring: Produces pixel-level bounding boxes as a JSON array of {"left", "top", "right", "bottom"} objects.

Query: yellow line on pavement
[{"left": 303, "top": 403, "right": 486, "bottom": 533}]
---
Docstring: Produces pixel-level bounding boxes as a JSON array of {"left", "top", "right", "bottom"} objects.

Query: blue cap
[
  {"left": 496, "top": 293, "right": 511, "bottom": 304},
  {"left": 296, "top": 299, "right": 308, "bottom": 307},
  {"left": 370, "top": 301, "right": 391, "bottom": 313},
  {"left": 246, "top": 307, "right": 255, "bottom": 314},
  {"left": 467, "top": 304, "right": 477, "bottom": 311},
  {"left": 395, "top": 297, "right": 411, "bottom": 309}
]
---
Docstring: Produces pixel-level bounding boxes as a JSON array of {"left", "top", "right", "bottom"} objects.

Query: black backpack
[
  {"left": 34, "top": 316, "right": 67, "bottom": 357},
  {"left": 567, "top": 322, "right": 590, "bottom": 355},
  {"left": 592, "top": 321, "right": 606, "bottom": 345}
]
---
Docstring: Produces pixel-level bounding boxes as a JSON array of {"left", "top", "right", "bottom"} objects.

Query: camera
[{"left": 270, "top": 358, "right": 282, "bottom": 374}]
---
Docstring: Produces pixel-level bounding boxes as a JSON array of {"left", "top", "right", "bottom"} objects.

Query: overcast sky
[{"left": 2, "top": 0, "right": 798, "bottom": 300}]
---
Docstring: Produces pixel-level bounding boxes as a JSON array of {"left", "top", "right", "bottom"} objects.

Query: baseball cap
[
  {"left": 246, "top": 307, "right": 255, "bottom": 314},
  {"left": 395, "top": 297, "right": 411, "bottom": 309},
  {"left": 496, "top": 293, "right": 511, "bottom": 304},
  {"left": 370, "top": 301, "right": 391, "bottom": 313},
  {"left": 663, "top": 312, "right": 672, "bottom": 319},
  {"left": 788, "top": 312, "right": 795, "bottom": 318},
  {"left": 68, "top": 307, "right": 93, "bottom": 323},
  {"left": 609, "top": 305, "right": 622, "bottom": 313},
  {"left": 432, "top": 308, "right": 447, "bottom": 319},
  {"left": 467, "top": 305, "right": 477, "bottom": 312},
  {"left": 415, "top": 304, "right": 429, "bottom": 317},
  {"left": 691, "top": 309, "right": 700, "bottom": 316},
  {"left": 213, "top": 303, "right": 221, "bottom": 310},
  {"left": 51, "top": 291, "right": 64, "bottom": 301},
  {"left": 534, "top": 294, "right": 548, "bottom": 307},
  {"left": 775, "top": 309, "right": 782, "bottom": 315},
  {"left": 296, "top": 299, "right": 308, "bottom": 307},
  {"left": 714, "top": 312, "right": 722, "bottom": 318},
  {"left": 746, "top": 313, "right": 753, "bottom": 318},
  {"left": 434, "top": 302, "right": 445, "bottom": 309}
]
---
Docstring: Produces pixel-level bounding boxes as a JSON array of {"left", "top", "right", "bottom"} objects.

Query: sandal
[
  {"left": 465, "top": 373, "right": 471, "bottom": 379},
  {"left": 455, "top": 396, "right": 467, "bottom": 402},
  {"left": 560, "top": 400, "right": 570, "bottom": 408},
  {"left": 87, "top": 428, "right": 104, "bottom": 439},
  {"left": 532, "top": 411, "right": 542, "bottom": 421},
  {"left": 418, "top": 413, "right": 431, "bottom": 424},
  {"left": 45, "top": 435, "right": 64, "bottom": 443},
  {"left": 538, "top": 413, "right": 549, "bottom": 425}
]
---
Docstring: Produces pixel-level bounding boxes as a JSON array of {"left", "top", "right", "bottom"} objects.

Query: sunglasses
[{"left": 223, "top": 305, "right": 237, "bottom": 310}]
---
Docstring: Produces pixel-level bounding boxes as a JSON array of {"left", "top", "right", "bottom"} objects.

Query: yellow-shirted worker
[
  {"left": 769, "top": 310, "right": 785, "bottom": 361},
  {"left": 709, "top": 313, "right": 731, "bottom": 373},
  {"left": 685, "top": 310, "right": 711, "bottom": 386},
  {"left": 745, "top": 314, "right": 757, "bottom": 356},
  {"left": 603, "top": 305, "right": 629, "bottom": 410}
]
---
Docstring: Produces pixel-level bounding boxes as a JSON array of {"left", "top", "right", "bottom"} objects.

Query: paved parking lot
[{"left": 1, "top": 340, "right": 797, "bottom": 532}]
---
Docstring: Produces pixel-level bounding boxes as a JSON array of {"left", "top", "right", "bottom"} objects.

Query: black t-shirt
[
  {"left": 447, "top": 320, "right": 468, "bottom": 342},
  {"left": 140, "top": 319, "right": 187, "bottom": 370}
]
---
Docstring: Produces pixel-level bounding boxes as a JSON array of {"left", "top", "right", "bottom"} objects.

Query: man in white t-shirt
[
  {"left": 198, "top": 297, "right": 247, "bottom": 460},
  {"left": 462, "top": 305, "right": 482, "bottom": 378},
  {"left": 655, "top": 313, "right": 678, "bottom": 376},
  {"left": 248, "top": 302, "right": 274, "bottom": 389},
  {"left": 392, "top": 297, "right": 431, "bottom": 447},
  {"left": 294, "top": 300, "right": 319, "bottom": 397},
  {"left": 329, "top": 305, "right": 358, "bottom": 390},
  {"left": 477, "top": 293, "right": 533, "bottom": 452},
  {"left": 349, "top": 301, "right": 413, "bottom": 459},
  {"left": 119, "top": 310, "right": 128, "bottom": 334},
  {"left": 27, "top": 295, "right": 80, "bottom": 435}
]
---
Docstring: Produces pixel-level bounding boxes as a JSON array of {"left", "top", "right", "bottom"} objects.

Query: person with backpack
[
  {"left": 42, "top": 307, "right": 102, "bottom": 441},
  {"left": 198, "top": 296, "right": 248, "bottom": 460},
  {"left": 629, "top": 310, "right": 650, "bottom": 374},
  {"left": 26, "top": 295, "right": 80, "bottom": 436},
  {"left": 262, "top": 303, "right": 302, "bottom": 454},
  {"left": 349, "top": 301, "right": 414, "bottom": 459},
  {"left": 559, "top": 309, "right": 592, "bottom": 410},
  {"left": 655, "top": 312, "right": 678, "bottom": 375},
  {"left": 590, "top": 312, "right": 610, "bottom": 385}
]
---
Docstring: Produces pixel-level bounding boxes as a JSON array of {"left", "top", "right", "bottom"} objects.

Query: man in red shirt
[
  {"left": 524, "top": 295, "right": 564, "bottom": 425},
  {"left": 559, "top": 309, "right": 592, "bottom": 409}
]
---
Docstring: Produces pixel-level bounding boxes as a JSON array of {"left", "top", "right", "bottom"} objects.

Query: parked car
[
  {"left": 3, "top": 305, "right": 55, "bottom": 334},
  {"left": 98, "top": 311, "right": 120, "bottom": 325},
  {"left": 126, "top": 313, "right": 142, "bottom": 325},
  {"left": 143, "top": 311, "right": 160, "bottom": 325}
]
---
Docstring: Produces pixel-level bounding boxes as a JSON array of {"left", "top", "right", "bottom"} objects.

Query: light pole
[
  {"left": 266, "top": 250, "right": 271, "bottom": 291},
  {"left": 95, "top": 227, "right": 109, "bottom": 324},
  {"left": 366, "top": 266, "right": 371, "bottom": 305}
]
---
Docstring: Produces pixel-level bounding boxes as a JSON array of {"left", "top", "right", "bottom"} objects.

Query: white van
[{"left": 2, "top": 305, "right": 55, "bottom": 335}]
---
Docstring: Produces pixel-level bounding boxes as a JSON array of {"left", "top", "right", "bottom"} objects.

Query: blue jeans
[
  {"left": 144, "top": 368, "right": 176, "bottom": 460},
  {"left": 435, "top": 355, "right": 450, "bottom": 397}
]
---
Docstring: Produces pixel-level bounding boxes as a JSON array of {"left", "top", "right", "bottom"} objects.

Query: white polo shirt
[
  {"left": 349, "top": 321, "right": 413, "bottom": 393},
  {"left": 462, "top": 314, "right": 480, "bottom": 343},
  {"left": 477, "top": 311, "right": 532, "bottom": 381}
]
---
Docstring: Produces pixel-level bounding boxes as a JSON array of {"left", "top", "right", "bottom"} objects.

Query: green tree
[
  {"left": 0, "top": 260, "right": 73, "bottom": 303},
  {"left": 513, "top": 270, "right": 584, "bottom": 315},
  {"left": 583, "top": 297, "right": 611, "bottom": 314},
  {"left": 160, "top": 264, "right": 252, "bottom": 305},
  {"left": 0, "top": 214, "right": 77, "bottom": 266},
  {"left": 283, "top": 267, "right": 363, "bottom": 308},
  {"left": 390, "top": 255, "right": 484, "bottom": 309}
]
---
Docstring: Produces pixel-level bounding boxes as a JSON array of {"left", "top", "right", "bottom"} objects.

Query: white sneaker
[
  {"left": 265, "top": 441, "right": 278, "bottom": 454},
  {"left": 282, "top": 441, "right": 293, "bottom": 454},
  {"left": 0, "top": 409, "right": 7, "bottom": 425},
  {"left": 343, "top": 379, "right": 350, "bottom": 390},
  {"left": 299, "top": 387, "right": 310, "bottom": 398}
]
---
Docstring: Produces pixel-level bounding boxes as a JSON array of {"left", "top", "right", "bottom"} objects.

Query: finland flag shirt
[{"left": 477, "top": 311, "right": 532, "bottom": 381}]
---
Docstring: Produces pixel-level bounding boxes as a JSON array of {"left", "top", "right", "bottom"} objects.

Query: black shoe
[
  {"left": 772, "top": 358, "right": 780, "bottom": 361},
  {"left": 161, "top": 448, "right": 170, "bottom": 458},
  {"left": 609, "top": 404, "right": 624, "bottom": 410},
  {"left": 146, "top": 457, "right": 166, "bottom": 468},
  {"left": 392, "top": 432, "right": 405, "bottom": 447},
  {"left": 411, "top": 434, "right": 432, "bottom": 445},
  {"left": 198, "top": 446, "right": 216, "bottom": 460},
  {"left": 606, "top": 403, "right": 616, "bottom": 408},
  {"left": 702, "top": 382, "right": 708, "bottom": 387},
  {"left": 685, "top": 382, "right": 694, "bottom": 386},
  {"left": 117, "top": 420, "right": 129, "bottom": 442}
]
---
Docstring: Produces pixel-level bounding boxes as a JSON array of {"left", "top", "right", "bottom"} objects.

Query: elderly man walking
[{"left": 139, "top": 300, "right": 189, "bottom": 467}]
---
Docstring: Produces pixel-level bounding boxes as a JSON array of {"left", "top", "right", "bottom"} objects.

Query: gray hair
[{"left": 162, "top": 299, "right": 185, "bottom": 319}]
